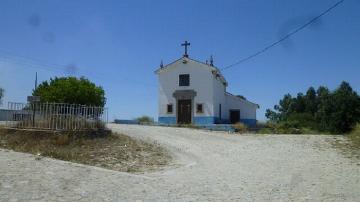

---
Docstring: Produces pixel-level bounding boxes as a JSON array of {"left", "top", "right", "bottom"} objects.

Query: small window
[
  {"left": 179, "top": 74, "right": 190, "bottom": 86},
  {"left": 196, "top": 103, "right": 203, "bottom": 113},
  {"left": 167, "top": 104, "right": 173, "bottom": 113}
]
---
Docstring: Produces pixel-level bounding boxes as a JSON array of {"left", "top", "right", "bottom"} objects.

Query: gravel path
[{"left": 1, "top": 124, "right": 360, "bottom": 201}]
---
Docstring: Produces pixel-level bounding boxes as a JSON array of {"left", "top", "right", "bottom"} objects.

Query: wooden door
[
  {"left": 177, "top": 99, "right": 192, "bottom": 124},
  {"left": 230, "top": 110, "right": 240, "bottom": 124}
]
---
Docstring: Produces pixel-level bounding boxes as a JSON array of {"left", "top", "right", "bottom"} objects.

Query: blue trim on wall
[
  {"left": 194, "top": 117, "right": 256, "bottom": 126},
  {"left": 194, "top": 116, "right": 216, "bottom": 125},
  {"left": 158, "top": 116, "right": 257, "bottom": 127},
  {"left": 158, "top": 117, "right": 176, "bottom": 125},
  {"left": 240, "top": 119, "right": 257, "bottom": 127},
  {"left": 215, "top": 117, "right": 230, "bottom": 124}
]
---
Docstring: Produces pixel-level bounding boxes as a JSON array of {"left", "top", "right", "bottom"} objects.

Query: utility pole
[
  {"left": 30, "top": 72, "right": 40, "bottom": 128},
  {"left": 34, "top": 72, "right": 38, "bottom": 90}
]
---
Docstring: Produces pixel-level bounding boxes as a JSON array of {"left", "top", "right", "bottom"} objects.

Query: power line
[
  {"left": 0, "top": 49, "right": 74, "bottom": 73},
  {"left": 0, "top": 55, "right": 65, "bottom": 73},
  {"left": 0, "top": 51, "right": 156, "bottom": 87},
  {"left": 221, "top": 0, "right": 345, "bottom": 71}
]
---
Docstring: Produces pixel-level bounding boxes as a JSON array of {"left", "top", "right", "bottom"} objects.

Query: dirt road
[{"left": 1, "top": 124, "right": 359, "bottom": 201}]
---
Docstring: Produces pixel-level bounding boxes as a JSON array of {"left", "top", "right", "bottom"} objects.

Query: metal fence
[
  {"left": 4, "top": 102, "right": 108, "bottom": 131},
  {"left": 0, "top": 109, "right": 16, "bottom": 121}
]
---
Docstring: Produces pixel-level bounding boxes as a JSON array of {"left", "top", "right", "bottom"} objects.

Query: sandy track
[{"left": 1, "top": 124, "right": 359, "bottom": 201}]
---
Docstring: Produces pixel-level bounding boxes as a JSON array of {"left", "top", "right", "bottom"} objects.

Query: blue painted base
[
  {"left": 240, "top": 119, "right": 257, "bottom": 127},
  {"left": 215, "top": 118, "right": 230, "bottom": 124},
  {"left": 194, "top": 116, "right": 216, "bottom": 125},
  {"left": 158, "top": 116, "right": 257, "bottom": 127},
  {"left": 158, "top": 117, "right": 176, "bottom": 125}
]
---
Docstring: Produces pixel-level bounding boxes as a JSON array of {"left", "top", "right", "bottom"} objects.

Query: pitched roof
[
  {"left": 154, "top": 56, "right": 228, "bottom": 86},
  {"left": 225, "top": 92, "right": 260, "bottom": 108}
]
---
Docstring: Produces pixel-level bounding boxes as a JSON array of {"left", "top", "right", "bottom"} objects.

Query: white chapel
[{"left": 155, "top": 41, "right": 259, "bottom": 126}]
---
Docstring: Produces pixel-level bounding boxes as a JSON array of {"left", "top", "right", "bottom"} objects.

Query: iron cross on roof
[{"left": 181, "top": 40, "right": 190, "bottom": 57}]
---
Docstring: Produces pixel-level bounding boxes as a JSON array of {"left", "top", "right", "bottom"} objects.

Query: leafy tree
[
  {"left": 265, "top": 109, "right": 280, "bottom": 122},
  {"left": 33, "top": 77, "right": 106, "bottom": 107}
]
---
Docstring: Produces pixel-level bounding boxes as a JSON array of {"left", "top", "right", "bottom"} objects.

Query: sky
[{"left": 0, "top": 0, "right": 359, "bottom": 121}]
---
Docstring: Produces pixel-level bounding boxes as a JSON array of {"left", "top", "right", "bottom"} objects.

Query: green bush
[
  {"left": 270, "top": 122, "right": 301, "bottom": 134},
  {"left": 257, "top": 127, "right": 273, "bottom": 134},
  {"left": 258, "top": 122, "right": 318, "bottom": 134}
]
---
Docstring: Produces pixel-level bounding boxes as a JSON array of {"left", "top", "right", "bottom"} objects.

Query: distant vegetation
[
  {"left": 33, "top": 77, "right": 106, "bottom": 107},
  {"left": 135, "top": 116, "right": 154, "bottom": 124},
  {"left": 265, "top": 81, "right": 360, "bottom": 134}
]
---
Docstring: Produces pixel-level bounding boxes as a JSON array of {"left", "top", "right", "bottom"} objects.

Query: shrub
[
  {"left": 136, "top": 116, "right": 154, "bottom": 125},
  {"left": 257, "top": 127, "right": 273, "bottom": 134},
  {"left": 233, "top": 122, "right": 248, "bottom": 133},
  {"left": 258, "top": 122, "right": 304, "bottom": 134}
]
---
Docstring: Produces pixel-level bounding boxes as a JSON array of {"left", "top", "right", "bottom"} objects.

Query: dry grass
[
  {"left": 233, "top": 122, "right": 248, "bottom": 133},
  {"left": 331, "top": 124, "right": 360, "bottom": 161},
  {"left": 0, "top": 127, "right": 171, "bottom": 172},
  {"left": 14, "top": 118, "right": 106, "bottom": 131},
  {"left": 348, "top": 124, "right": 360, "bottom": 147}
]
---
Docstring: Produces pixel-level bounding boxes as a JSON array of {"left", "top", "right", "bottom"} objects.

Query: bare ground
[
  {"left": 0, "top": 124, "right": 360, "bottom": 201},
  {"left": 0, "top": 128, "right": 171, "bottom": 173}
]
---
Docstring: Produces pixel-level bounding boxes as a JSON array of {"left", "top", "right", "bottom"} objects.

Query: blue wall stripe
[
  {"left": 158, "top": 117, "right": 176, "bottom": 125},
  {"left": 158, "top": 116, "right": 257, "bottom": 127}
]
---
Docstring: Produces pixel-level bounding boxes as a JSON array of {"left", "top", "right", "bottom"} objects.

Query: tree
[
  {"left": 265, "top": 109, "right": 280, "bottom": 122},
  {"left": 266, "top": 81, "right": 360, "bottom": 133},
  {"left": 33, "top": 77, "right": 106, "bottom": 107},
  {"left": 315, "top": 86, "right": 331, "bottom": 131},
  {"left": 325, "top": 82, "right": 360, "bottom": 133},
  {"left": 305, "top": 87, "right": 317, "bottom": 115},
  {"left": 277, "top": 94, "right": 293, "bottom": 119}
]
